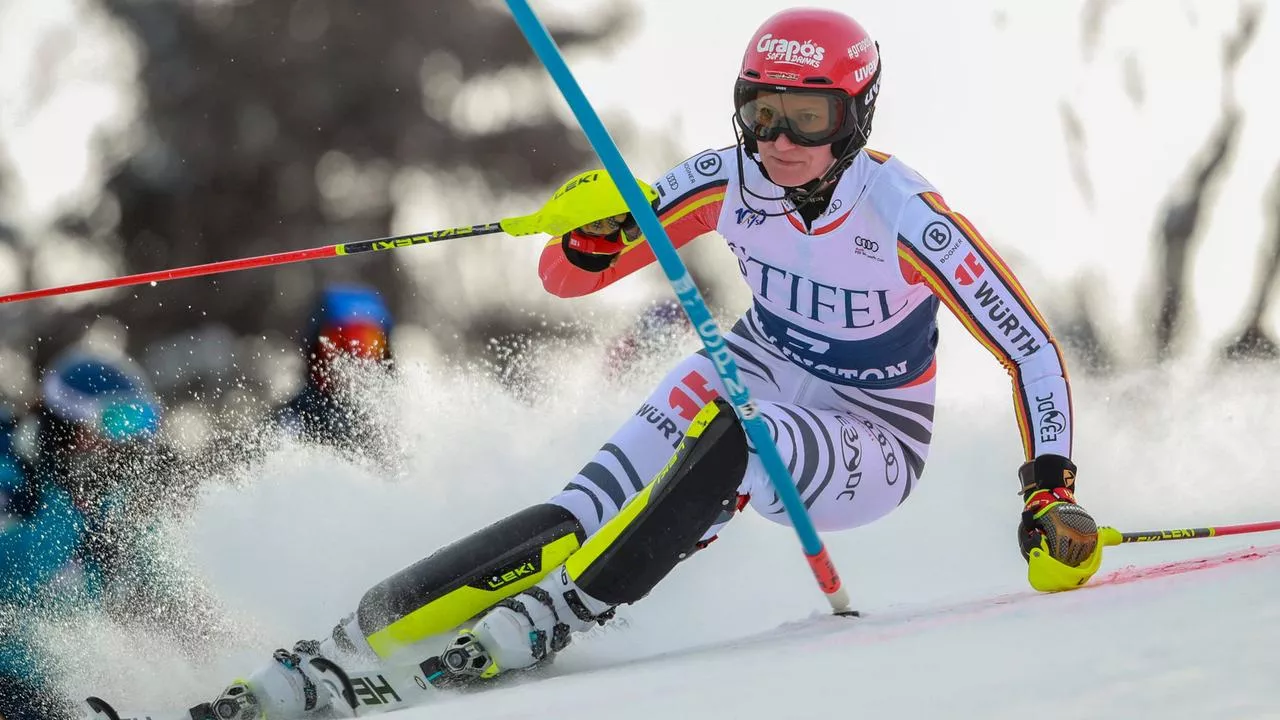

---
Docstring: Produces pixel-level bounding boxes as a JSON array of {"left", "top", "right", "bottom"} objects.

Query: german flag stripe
[
  {"left": 612, "top": 186, "right": 726, "bottom": 256},
  {"left": 898, "top": 238, "right": 1036, "bottom": 458},
  {"left": 896, "top": 240, "right": 1010, "bottom": 365},
  {"left": 919, "top": 193, "right": 1051, "bottom": 332},
  {"left": 864, "top": 148, "right": 891, "bottom": 164},
  {"left": 615, "top": 183, "right": 726, "bottom": 255},
  {"left": 919, "top": 192, "right": 1073, "bottom": 395},
  {"left": 660, "top": 179, "right": 729, "bottom": 216}
]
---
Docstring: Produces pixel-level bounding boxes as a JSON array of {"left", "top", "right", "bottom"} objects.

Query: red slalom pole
[
  {"left": 0, "top": 223, "right": 506, "bottom": 305},
  {"left": 1101, "top": 520, "right": 1280, "bottom": 546}
]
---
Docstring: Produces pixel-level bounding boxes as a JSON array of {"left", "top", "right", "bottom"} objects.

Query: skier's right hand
[
  {"left": 561, "top": 214, "right": 642, "bottom": 272},
  {"left": 1017, "top": 454, "right": 1097, "bottom": 568},
  {"left": 1017, "top": 454, "right": 1104, "bottom": 592}
]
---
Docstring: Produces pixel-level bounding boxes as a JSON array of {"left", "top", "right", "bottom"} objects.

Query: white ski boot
[
  {"left": 195, "top": 643, "right": 332, "bottom": 720},
  {"left": 194, "top": 612, "right": 381, "bottom": 719},
  {"left": 430, "top": 567, "right": 615, "bottom": 685},
  {"left": 198, "top": 645, "right": 327, "bottom": 717}
]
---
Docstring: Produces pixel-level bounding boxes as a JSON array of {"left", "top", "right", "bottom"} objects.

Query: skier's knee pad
[
  {"left": 566, "top": 398, "right": 747, "bottom": 605},
  {"left": 357, "top": 503, "right": 585, "bottom": 657}
]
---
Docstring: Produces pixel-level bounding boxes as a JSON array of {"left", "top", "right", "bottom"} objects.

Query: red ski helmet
[{"left": 734, "top": 8, "right": 881, "bottom": 157}]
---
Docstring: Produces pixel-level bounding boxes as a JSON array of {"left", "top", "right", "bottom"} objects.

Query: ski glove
[
  {"left": 561, "top": 213, "right": 643, "bottom": 272},
  {"left": 1017, "top": 454, "right": 1098, "bottom": 567}
]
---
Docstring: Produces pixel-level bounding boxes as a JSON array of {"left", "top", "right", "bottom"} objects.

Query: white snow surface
[{"left": 50, "top": 338, "right": 1280, "bottom": 719}]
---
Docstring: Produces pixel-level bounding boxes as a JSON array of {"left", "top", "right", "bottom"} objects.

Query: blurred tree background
[
  {"left": 0, "top": 0, "right": 679, "bottom": 424},
  {"left": 0, "top": 0, "right": 1276, "bottom": 436},
  {"left": 1054, "top": 0, "right": 1276, "bottom": 372}
]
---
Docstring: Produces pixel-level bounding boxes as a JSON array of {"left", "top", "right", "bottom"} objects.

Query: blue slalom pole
[{"left": 505, "top": 0, "right": 854, "bottom": 615}]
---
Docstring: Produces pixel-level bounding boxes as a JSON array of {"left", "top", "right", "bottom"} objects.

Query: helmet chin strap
[{"left": 732, "top": 116, "right": 861, "bottom": 219}]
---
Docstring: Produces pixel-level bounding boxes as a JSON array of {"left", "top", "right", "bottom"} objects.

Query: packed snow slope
[{"left": 52, "top": 329, "right": 1280, "bottom": 718}]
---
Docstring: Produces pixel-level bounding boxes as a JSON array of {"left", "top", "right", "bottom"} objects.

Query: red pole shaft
[
  {"left": 0, "top": 222, "right": 506, "bottom": 305},
  {"left": 1210, "top": 520, "right": 1280, "bottom": 538},
  {"left": 1117, "top": 519, "right": 1280, "bottom": 543},
  {"left": 0, "top": 246, "right": 338, "bottom": 305}
]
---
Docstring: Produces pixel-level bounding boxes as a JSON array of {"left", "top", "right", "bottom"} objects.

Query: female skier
[{"left": 208, "top": 8, "right": 1097, "bottom": 717}]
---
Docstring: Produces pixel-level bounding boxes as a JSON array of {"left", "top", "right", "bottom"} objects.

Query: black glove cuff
[
  {"left": 1017, "top": 453, "right": 1077, "bottom": 501},
  {"left": 561, "top": 233, "right": 618, "bottom": 272}
]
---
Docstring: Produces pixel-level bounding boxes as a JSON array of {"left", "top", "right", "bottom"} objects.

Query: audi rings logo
[
  {"left": 854, "top": 235, "right": 879, "bottom": 253},
  {"left": 922, "top": 221, "right": 952, "bottom": 252},
  {"left": 835, "top": 417, "right": 864, "bottom": 502},
  {"left": 840, "top": 424, "right": 863, "bottom": 472}
]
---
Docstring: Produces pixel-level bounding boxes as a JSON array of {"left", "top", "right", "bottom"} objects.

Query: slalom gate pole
[
  {"left": 1101, "top": 520, "right": 1280, "bottom": 546},
  {"left": 0, "top": 223, "right": 507, "bottom": 305},
  {"left": 505, "top": 0, "right": 856, "bottom": 616}
]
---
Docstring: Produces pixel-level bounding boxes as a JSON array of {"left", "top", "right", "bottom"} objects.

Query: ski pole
[
  {"left": 0, "top": 170, "right": 655, "bottom": 306},
  {"left": 0, "top": 223, "right": 505, "bottom": 305},
  {"left": 1030, "top": 518, "right": 1280, "bottom": 592},
  {"left": 1100, "top": 520, "right": 1280, "bottom": 546},
  {"left": 505, "top": 0, "right": 857, "bottom": 617}
]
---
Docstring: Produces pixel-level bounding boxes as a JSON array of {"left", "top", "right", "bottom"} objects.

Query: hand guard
[
  {"left": 1017, "top": 454, "right": 1098, "bottom": 568},
  {"left": 561, "top": 213, "right": 642, "bottom": 272}
]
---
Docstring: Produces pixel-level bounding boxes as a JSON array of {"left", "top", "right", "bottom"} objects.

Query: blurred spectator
[
  {"left": 0, "top": 400, "right": 68, "bottom": 719},
  {"left": 604, "top": 299, "right": 693, "bottom": 380},
  {"left": 276, "top": 284, "right": 395, "bottom": 454},
  {"left": 0, "top": 349, "right": 217, "bottom": 720},
  {"left": 0, "top": 403, "right": 21, "bottom": 491}
]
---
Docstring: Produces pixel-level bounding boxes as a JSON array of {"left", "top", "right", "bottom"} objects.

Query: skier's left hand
[
  {"left": 561, "top": 214, "right": 642, "bottom": 272},
  {"left": 1016, "top": 454, "right": 1098, "bottom": 568}
]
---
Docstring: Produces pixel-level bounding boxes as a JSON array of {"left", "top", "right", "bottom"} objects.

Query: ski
[
  {"left": 85, "top": 695, "right": 184, "bottom": 720},
  {"left": 83, "top": 654, "right": 446, "bottom": 720},
  {"left": 86, "top": 543, "right": 1280, "bottom": 720}
]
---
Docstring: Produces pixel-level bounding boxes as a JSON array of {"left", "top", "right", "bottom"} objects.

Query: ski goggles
[
  {"left": 315, "top": 321, "right": 389, "bottom": 362},
  {"left": 733, "top": 81, "right": 856, "bottom": 147}
]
